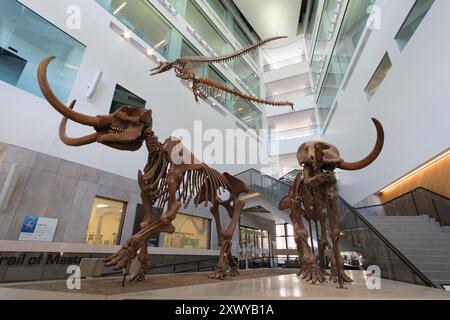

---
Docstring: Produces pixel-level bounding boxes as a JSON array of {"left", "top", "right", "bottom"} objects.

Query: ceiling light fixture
[
  {"left": 379, "top": 149, "right": 450, "bottom": 194},
  {"left": 155, "top": 40, "right": 166, "bottom": 48},
  {"left": 114, "top": 2, "right": 127, "bottom": 15},
  {"left": 97, "top": 204, "right": 110, "bottom": 208},
  {"left": 123, "top": 31, "right": 131, "bottom": 40}
]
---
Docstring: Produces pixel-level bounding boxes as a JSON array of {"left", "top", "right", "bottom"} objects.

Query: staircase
[{"left": 366, "top": 215, "right": 450, "bottom": 288}]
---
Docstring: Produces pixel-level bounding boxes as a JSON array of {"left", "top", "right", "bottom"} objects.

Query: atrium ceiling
[{"left": 233, "top": 0, "right": 304, "bottom": 39}]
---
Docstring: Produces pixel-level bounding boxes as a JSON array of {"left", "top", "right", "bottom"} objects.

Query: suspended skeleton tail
[
  {"left": 179, "top": 36, "right": 287, "bottom": 68},
  {"left": 194, "top": 77, "right": 294, "bottom": 109}
]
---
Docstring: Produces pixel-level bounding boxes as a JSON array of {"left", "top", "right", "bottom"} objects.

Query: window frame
[{"left": 85, "top": 196, "right": 128, "bottom": 246}]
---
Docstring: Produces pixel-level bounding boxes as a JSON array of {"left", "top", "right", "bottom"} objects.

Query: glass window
[
  {"left": 110, "top": 84, "right": 146, "bottom": 113},
  {"left": 316, "top": 0, "right": 376, "bottom": 125},
  {"left": 287, "top": 236, "right": 297, "bottom": 249},
  {"left": 276, "top": 237, "right": 287, "bottom": 250},
  {"left": 232, "top": 96, "right": 262, "bottom": 131},
  {"left": 133, "top": 204, "right": 160, "bottom": 247},
  {"left": 286, "top": 224, "right": 294, "bottom": 236},
  {"left": 365, "top": 53, "right": 392, "bottom": 100},
  {"left": 206, "top": 0, "right": 228, "bottom": 23},
  {"left": 310, "top": 0, "right": 340, "bottom": 90},
  {"left": 181, "top": 40, "right": 208, "bottom": 77},
  {"left": 85, "top": 197, "right": 127, "bottom": 245},
  {"left": 0, "top": 0, "right": 86, "bottom": 102},
  {"left": 232, "top": 20, "right": 258, "bottom": 62},
  {"left": 395, "top": 0, "right": 435, "bottom": 51},
  {"left": 232, "top": 57, "right": 261, "bottom": 96},
  {"left": 163, "top": 213, "right": 211, "bottom": 249},
  {"left": 96, "top": 0, "right": 262, "bottom": 129},
  {"left": 185, "top": 0, "right": 230, "bottom": 56},
  {"left": 276, "top": 224, "right": 286, "bottom": 236},
  {"left": 183, "top": 0, "right": 261, "bottom": 97},
  {"left": 96, "top": 0, "right": 173, "bottom": 57},
  {"left": 305, "top": 0, "right": 320, "bottom": 56}
]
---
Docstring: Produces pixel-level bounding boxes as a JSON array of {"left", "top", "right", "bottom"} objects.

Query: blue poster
[{"left": 20, "top": 216, "right": 38, "bottom": 233}]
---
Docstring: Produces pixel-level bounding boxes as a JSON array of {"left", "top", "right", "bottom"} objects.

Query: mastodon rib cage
[
  {"left": 139, "top": 158, "right": 229, "bottom": 210},
  {"left": 194, "top": 77, "right": 294, "bottom": 108},
  {"left": 177, "top": 165, "right": 229, "bottom": 209},
  {"left": 177, "top": 36, "right": 286, "bottom": 69}
]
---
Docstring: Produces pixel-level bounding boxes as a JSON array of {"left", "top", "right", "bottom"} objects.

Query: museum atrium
[{"left": 0, "top": 0, "right": 449, "bottom": 302}]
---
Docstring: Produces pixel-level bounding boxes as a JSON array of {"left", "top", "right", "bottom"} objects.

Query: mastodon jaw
[
  {"left": 37, "top": 56, "right": 100, "bottom": 127},
  {"left": 337, "top": 118, "right": 385, "bottom": 171},
  {"left": 58, "top": 101, "right": 98, "bottom": 147}
]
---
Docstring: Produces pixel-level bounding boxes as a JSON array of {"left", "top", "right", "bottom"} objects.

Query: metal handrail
[
  {"left": 266, "top": 87, "right": 313, "bottom": 101},
  {"left": 263, "top": 55, "right": 308, "bottom": 72},
  {"left": 355, "top": 187, "right": 450, "bottom": 210},
  {"left": 337, "top": 195, "right": 437, "bottom": 288}
]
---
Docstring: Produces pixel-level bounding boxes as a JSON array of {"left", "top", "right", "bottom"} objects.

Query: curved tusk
[
  {"left": 59, "top": 101, "right": 98, "bottom": 146},
  {"left": 337, "top": 118, "right": 385, "bottom": 171},
  {"left": 38, "top": 56, "right": 100, "bottom": 127}
]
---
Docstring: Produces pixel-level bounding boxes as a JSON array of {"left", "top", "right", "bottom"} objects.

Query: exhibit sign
[{"left": 18, "top": 216, "right": 58, "bottom": 242}]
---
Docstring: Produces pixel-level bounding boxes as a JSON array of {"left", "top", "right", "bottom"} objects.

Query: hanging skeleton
[{"left": 150, "top": 36, "right": 294, "bottom": 109}]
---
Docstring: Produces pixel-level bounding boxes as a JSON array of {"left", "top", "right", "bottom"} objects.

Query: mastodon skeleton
[
  {"left": 279, "top": 119, "right": 385, "bottom": 288},
  {"left": 38, "top": 57, "right": 250, "bottom": 283}
]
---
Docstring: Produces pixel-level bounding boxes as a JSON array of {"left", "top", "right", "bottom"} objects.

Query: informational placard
[{"left": 18, "top": 216, "right": 58, "bottom": 242}]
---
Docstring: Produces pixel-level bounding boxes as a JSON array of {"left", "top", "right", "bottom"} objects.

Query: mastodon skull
[
  {"left": 38, "top": 56, "right": 152, "bottom": 151},
  {"left": 297, "top": 118, "right": 385, "bottom": 171}
]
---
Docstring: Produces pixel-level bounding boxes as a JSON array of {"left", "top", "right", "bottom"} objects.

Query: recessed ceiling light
[
  {"left": 114, "top": 2, "right": 127, "bottom": 15},
  {"left": 123, "top": 31, "right": 131, "bottom": 40},
  {"left": 97, "top": 204, "right": 109, "bottom": 208},
  {"left": 155, "top": 40, "right": 166, "bottom": 48}
]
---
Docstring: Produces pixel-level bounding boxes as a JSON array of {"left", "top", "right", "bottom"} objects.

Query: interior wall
[{"left": 322, "top": 0, "right": 450, "bottom": 205}]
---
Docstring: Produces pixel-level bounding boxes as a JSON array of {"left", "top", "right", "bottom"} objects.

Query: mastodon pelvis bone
[
  {"left": 150, "top": 36, "right": 294, "bottom": 109},
  {"left": 278, "top": 119, "right": 384, "bottom": 287},
  {"left": 38, "top": 57, "right": 250, "bottom": 283}
]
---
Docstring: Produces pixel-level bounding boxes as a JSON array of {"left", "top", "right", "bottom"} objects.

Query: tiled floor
[{"left": 1, "top": 271, "right": 449, "bottom": 300}]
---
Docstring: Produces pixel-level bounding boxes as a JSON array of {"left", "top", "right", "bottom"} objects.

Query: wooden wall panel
[{"left": 380, "top": 154, "right": 450, "bottom": 203}]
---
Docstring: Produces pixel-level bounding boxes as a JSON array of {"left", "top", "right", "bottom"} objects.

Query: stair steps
[{"left": 366, "top": 214, "right": 450, "bottom": 288}]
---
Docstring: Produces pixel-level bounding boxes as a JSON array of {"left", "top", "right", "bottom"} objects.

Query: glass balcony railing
[
  {"left": 316, "top": 0, "right": 376, "bottom": 126},
  {"left": 263, "top": 55, "right": 308, "bottom": 72},
  {"left": 0, "top": 0, "right": 86, "bottom": 103},
  {"left": 269, "top": 125, "right": 320, "bottom": 142},
  {"left": 266, "top": 87, "right": 313, "bottom": 102},
  {"left": 205, "top": 0, "right": 260, "bottom": 64},
  {"left": 94, "top": 0, "right": 262, "bottom": 130},
  {"left": 177, "top": 0, "right": 261, "bottom": 97},
  {"left": 310, "top": 0, "right": 342, "bottom": 91}
]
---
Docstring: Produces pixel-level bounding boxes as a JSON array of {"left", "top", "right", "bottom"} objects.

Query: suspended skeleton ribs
[
  {"left": 193, "top": 77, "right": 295, "bottom": 108},
  {"left": 150, "top": 36, "right": 294, "bottom": 109}
]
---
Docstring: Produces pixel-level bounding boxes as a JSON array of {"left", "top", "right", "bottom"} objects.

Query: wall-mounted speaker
[{"left": 85, "top": 71, "right": 103, "bottom": 99}]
